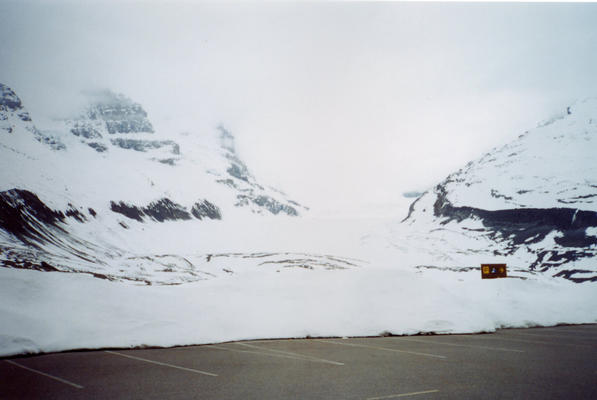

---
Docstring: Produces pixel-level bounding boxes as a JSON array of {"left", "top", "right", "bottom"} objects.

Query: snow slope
[
  {"left": 0, "top": 83, "right": 317, "bottom": 284},
  {"left": 394, "top": 99, "right": 597, "bottom": 282}
]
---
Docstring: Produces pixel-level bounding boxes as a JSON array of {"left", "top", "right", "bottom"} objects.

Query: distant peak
[
  {"left": 0, "top": 83, "right": 23, "bottom": 111},
  {"left": 78, "top": 89, "right": 154, "bottom": 134},
  {"left": 0, "top": 83, "right": 65, "bottom": 150},
  {"left": 217, "top": 125, "right": 235, "bottom": 153}
]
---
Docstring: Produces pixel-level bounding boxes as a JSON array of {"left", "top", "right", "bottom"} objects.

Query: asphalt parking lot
[{"left": 1, "top": 325, "right": 596, "bottom": 399}]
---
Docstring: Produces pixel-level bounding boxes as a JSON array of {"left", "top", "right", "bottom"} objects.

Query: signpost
[{"left": 481, "top": 264, "right": 507, "bottom": 279}]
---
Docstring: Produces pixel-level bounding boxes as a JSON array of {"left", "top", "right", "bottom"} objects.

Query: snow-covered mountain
[
  {"left": 396, "top": 98, "right": 597, "bottom": 282},
  {"left": 2, "top": 84, "right": 596, "bottom": 358},
  {"left": 0, "top": 83, "right": 340, "bottom": 284}
]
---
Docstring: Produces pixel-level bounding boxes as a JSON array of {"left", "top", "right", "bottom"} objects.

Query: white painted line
[
  {"left": 541, "top": 327, "right": 597, "bottom": 335},
  {"left": 316, "top": 340, "right": 447, "bottom": 359},
  {"left": 4, "top": 360, "right": 84, "bottom": 389},
  {"left": 105, "top": 350, "right": 218, "bottom": 377},
  {"left": 234, "top": 342, "right": 345, "bottom": 366},
  {"left": 395, "top": 337, "right": 524, "bottom": 353},
  {"left": 505, "top": 331, "right": 597, "bottom": 341},
  {"left": 209, "top": 344, "right": 329, "bottom": 364},
  {"left": 475, "top": 335, "right": 591, "bottom": 348},
  {"left": 366, "top": 389, "right": 440, "bottom": 399},
  {"left": 209, "top": 343, "right": 344, "bottom": 366}
]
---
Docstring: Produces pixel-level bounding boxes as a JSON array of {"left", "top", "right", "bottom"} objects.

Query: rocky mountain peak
[
  {"left": 0, "top": 83, "right": 33, "bottom": 127},
  {"left": 0, "top": 83, "right": 64, "bottom": 150},
  {"left": 67, "top": 90, "right": 180, "bottom": 159},
  {"left": 0, "top": 83, "right": 24, "bottom": 112},
  {"left": 80, "top": 90, "right": 154, "bottom": 135}
]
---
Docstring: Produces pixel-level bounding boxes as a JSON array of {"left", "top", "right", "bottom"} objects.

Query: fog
[{"left": 2, "top": 1, "right": 597, "bottom": 216}]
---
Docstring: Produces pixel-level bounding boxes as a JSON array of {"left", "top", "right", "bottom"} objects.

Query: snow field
[{"left": 2, "top": 258, "right": 596, "bottom": 357}]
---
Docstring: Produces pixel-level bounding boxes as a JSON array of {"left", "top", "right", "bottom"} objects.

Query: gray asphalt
[{"left": 1, "top": 325, "right": 596, "bottom": 400}]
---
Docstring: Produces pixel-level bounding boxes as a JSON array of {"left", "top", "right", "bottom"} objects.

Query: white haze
[{"left": 2, "top": 1, "right": 597, "bottom": 216}]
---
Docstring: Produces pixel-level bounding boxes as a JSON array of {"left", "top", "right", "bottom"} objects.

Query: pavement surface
[{"left": 1, "top": 325, "right": 596, "bottom": 399}]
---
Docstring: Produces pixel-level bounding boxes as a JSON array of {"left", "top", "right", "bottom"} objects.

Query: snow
[
  {"left": 1, "top": 87, "right": 596, "bottom": 358},
  {"left": 2, "top": 258, "right": 596, "bottom": 358},
  {"left": 1, "top": 206, "right": 596, "bottom": 357},
  {"left": 440, "top": 98, "right": 597, "bottom": 211}
]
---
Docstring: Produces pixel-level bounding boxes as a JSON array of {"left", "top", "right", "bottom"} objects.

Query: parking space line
[
  {"left": 208, "top": 343, "right": 344, "bottom": 365},
  {"left": 316, "top": 340, "right": 447, "bottom": 359},
  {"left": 209, "top": 344, "right": 312, "bottom": 362},
  {"left": 394, "top": 337, "right": 524, "bottom": 353},
  {"left": 234, "top": 342, "right": 345, "bottom": 365},
  {"left": 541, "top": 327, "right": 597, "bottom": 335},
  {"left": 105, "top": 350, "right": 218, "bottom": 377},
  {"left": 475, "top": 335, "right": 591, "bottom": 348},
  {"left": 4, "top": 360, "right": 84, "bottom": 389},
  {"left": 366, "top": 389, "right": 440, "bottom": 399},
  {"left": 504, "top": 331, "right": 597, "bottom": 341}
]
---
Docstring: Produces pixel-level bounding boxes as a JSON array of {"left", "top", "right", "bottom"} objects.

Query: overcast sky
[{"left": 2, "top": 1, "right": 597, "bottom": 216}]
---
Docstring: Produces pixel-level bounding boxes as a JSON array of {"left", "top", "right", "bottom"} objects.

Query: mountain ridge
[
  {"left": 399, "top": 98, "right": 597, "bottom": 282},
  {"left": 0, "top": 83, "right": 313, "bottom": 283}
]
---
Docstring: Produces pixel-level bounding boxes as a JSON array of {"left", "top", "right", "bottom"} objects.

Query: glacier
[{"left": 1, "top": 83, "right": 596, "bottom": 357}]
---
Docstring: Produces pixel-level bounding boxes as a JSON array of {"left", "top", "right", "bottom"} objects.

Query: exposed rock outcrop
[
  {"left": 216, "top": 125, "right": 304, "bottom": 216},
  {"left": 191, "top": 200, "right": 222, "bottom": 220},
  {"left": 0, "top": 83, "right": 65, "bottom": 150}
]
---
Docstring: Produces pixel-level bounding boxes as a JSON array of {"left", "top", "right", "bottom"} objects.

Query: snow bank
[{"left": 2, "top": 263, "right": 595, "bottom": 357}]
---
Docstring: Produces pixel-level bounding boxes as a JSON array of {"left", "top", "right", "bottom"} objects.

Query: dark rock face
[
  {"left": 191, "top": 200, "right": 221, "bottom": 220},
  {"left": 530, "top": 250, "right": 596, "bottom": 275},
  {"left": 65, "top": 204, "right": 87, "bottom": 222},
  {"left": 0, "top": 84, "right": 25, "bottom": 113},
  {"left": 0, "top": 189, "right": 66, "bottom": 246},
  {"left": 110, "top": 198, "right": 206, "bottom": 223},
  {"left": 433, "top": 185, "right": 597, "bottom": 250},
  {"left": 71, "top": 122, "right": 103, "bottom": 139},
  {"left": 418, "top": 183, "right": 597, "bottom": 282},
  {"left": 110, "top": 201, "right": 145, "bottom": 222},
  {"left": 144, "top": 199, "right": 192, "bottom": 222},
  {"left": 86, "top": 91, "right": 154, "bottom": 134},
  {"left": 110, "top": 138, "right": 180, "bottom": 154},
  {"left": 553, "top": 269, "right": 597, "bottom": 283},
  {"left": 87, "top": 142, "right": 108, "bottom": 152},
  {"left": 1, "top": 258, "right": 60, "bottom": 272},
  {"left": 554, "top": 229, "right": 597, "bottom": 247},
  {"left": 0, "top": 189, "right": 221, "bottom": 251},
  {"left": 0, "top": 188, "right": 111, "bottom": 273}
]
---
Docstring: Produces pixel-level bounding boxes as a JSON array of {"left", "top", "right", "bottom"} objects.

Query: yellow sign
[{"left": 481, "top": 264, "right": 507, "bottom": 279}]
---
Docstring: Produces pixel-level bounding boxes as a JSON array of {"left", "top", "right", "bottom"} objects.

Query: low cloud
[{"left": 2, "top": 1, "right": 596, "bottom": 215}]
